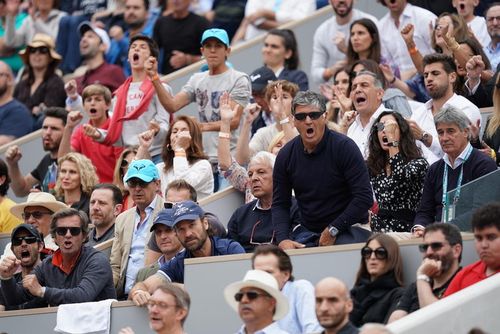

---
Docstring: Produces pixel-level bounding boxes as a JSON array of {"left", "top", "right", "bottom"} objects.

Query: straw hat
[
  {"left": 19, "top": 34, "right": 62, "bottom": 64},
  {"left": 10, "top": 192, "right": 68, "bottom": 219},
  {"left": 224, "top": 270, "right": 289, "bottom": 321}
]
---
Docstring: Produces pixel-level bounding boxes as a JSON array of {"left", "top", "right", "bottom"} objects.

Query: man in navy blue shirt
[
  {"left": 272, "top": 91, "right": 373, "bottom": 249},
  {"left": 129, "top": 200, "right": 245, "bottom": 305}
]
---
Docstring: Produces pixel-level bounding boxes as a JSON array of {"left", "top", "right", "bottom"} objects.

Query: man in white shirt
[
  {"left": 311, "top": 0, "right": 378, "bottom": 87},
  {"left": 411, "top": 53, "right": 481, "bottom": 158},
  {"left": 347, "top": 71, "right": 388, "bottom": 158},
  {"left": 378, "top": 0, "right": 437, "bottom": 80}
]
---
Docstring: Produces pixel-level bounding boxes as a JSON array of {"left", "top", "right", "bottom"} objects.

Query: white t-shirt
[{"left": 468, "top": 16, "right": 491, "bottom": 48}]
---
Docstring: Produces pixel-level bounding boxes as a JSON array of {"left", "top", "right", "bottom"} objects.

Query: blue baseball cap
[
  {"left": 201, "top": 28, "right": 229, "bottom": 47},
  {"left": 172, "top": 201, "right": 205, "bottom": 227},
  {"left": 123, "top": 159, "right": 159, "bottom": 183},
  {"left": 150, "top": 209, "right": 175, "bottom": 231}
]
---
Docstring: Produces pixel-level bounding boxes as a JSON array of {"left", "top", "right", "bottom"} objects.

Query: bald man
[{"left": 315, "top": 277, "right": 358, "bottom": 334}]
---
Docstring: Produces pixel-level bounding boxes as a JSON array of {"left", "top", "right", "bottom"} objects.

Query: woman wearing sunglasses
[
  {"left": 350, "top": 233, "right": 404, "bottom": 327},
  {"left": 15, "top": 34, "right": 66, "bottom": 130},
  {"left": 113, "top": 146, "right": 137, "bottom": 211},
  {"left": 136, "top": 115, "right": 213, "bottom": 199},
  {"left": 55, "top": 152, "right": 98, "bottom": 217},
  {"left": 366, "top": 111, "right": 428, "bottom": 232}
]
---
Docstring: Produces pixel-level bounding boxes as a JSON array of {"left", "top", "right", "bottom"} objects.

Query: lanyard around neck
[{"left": 442, "top": 145, "right": 473, "bottom": 207}]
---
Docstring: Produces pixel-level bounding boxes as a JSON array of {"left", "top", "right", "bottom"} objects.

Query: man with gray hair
[
  {"left": 227, "top": 151, "right": 301, "bottom": 252},
  {"left": 272, "top": 90, "right": 373, "bottom": 249},
  {"left": 413, "top": 106, "right": 497, "bottom": 232}
]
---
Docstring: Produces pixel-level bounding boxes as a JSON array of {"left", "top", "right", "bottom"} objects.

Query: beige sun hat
[
  {"left": 224, "top": 269, "right": 289, "bottom": 321},
  {"left": 10, "top": 192, "right": 68, "bottom": 219},
  {"left": 19, "top": 33, "right": 62, "bottom": 64}
]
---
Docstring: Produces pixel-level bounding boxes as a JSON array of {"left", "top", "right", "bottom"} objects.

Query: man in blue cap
[
  {"left": 144, "top": 28, "right": 251, "bottom": 192},
  {"left": 129, "top": 200, "right": 245, "bottom": 306},
  {"left": 135, "top": 208, "right": 183, "bottom": 282},
  {"left": 110, "top": 159, "right": 164, "bottom": 299}
]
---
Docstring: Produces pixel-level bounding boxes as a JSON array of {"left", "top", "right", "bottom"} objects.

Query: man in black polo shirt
[
  {"left": 272, "top": 91, "right": 373, "bottom": 249},
  {"left": 388, "top": 223, "right": 463, "bottom": 323},
  {"left": 129, "top": 200, "right": 245, "bottom": 306}
]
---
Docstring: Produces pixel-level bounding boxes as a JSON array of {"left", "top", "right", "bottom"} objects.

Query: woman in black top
[
  {"left": 366, "top": 111, "right": 428, "bottom": 232},
  {"left": 350, "top": 233, "right": 405, "bottom": 327}
]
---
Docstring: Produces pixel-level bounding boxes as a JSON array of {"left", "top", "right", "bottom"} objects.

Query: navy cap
[
  {"left": 11, "top": 223, "right": 43, "bottom": 242},
  {"left": 172, "top": 201, "right": 205, "bottom": 227},
  {"left": 150, "top": 209, "right": 175, "bottom": 231},
  {"left": 250, "top": 66, "right": 277, "bottom": 92}
]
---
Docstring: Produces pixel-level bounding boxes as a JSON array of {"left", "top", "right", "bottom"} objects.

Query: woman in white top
[{"left": 138, "top": 115, "right": 214, "bottom": 199}]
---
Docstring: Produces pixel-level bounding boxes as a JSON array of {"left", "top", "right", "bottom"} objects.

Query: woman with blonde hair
[{"left": 55, "top": 152, "right": 98, "bottom": 216}]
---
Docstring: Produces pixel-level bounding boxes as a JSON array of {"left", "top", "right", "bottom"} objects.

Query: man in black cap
[
  {"left": 0, "top": 224, "right": 43, "bottom": 310},
  {"left": 249, "top": 66, "right": 278, "bottom": 136}
]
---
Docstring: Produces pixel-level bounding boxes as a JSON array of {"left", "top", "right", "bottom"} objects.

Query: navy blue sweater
[
  {"left": 272, "top": 128, "right": 373, "bottom": 242},
  {"left": 414, "top": 148, "right": 498, "bottom": 227}
]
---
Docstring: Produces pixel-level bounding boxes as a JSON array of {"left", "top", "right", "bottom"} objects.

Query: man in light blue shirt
[
  {"left": 484, "top": 4, "right": 500, "bottom": 70},
  {"left": 252, "top": 245, "right": 322, "bottom": 334}
]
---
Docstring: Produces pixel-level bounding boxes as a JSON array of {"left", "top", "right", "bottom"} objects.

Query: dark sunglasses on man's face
[
  {"left": 127, "top": 179, "right": 150, "bottom": 188},
  {"left": 22, "top": 211, "right": 52, "bottom": 220},
  {"left": 12, "top": 236, "right": 39, "bottom": 246},
  {"left": 234, "top": 291, "right": 269, "bottom": 302},
  {"left": 28, "top": 46, "right": 50, "bottom": 54},
  {"left": 361, "top": 246, "right": 388, "bottom": 260},
  {"left": 294, "top": 111, "right": 324, "bottom": 121},
  {"left": 418, "top": 242, "right": 446, "bottom": 253},
  {"left": 55, "top": 227, "right": 82, "bottom": 236}
]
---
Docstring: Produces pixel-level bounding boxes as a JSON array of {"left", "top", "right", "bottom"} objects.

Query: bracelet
[
  {"left": 389, "top": 76, "right": 396, "bottom": 84},
  {"left": 417, "top": 274, "right": 431, "bottom": 283},
  {"left": 491, "top": 149, "right": 497, "bottom": 160},
  {"left": 447, "top": 38, "right": 460, "bottom": 51},
  {"left": 151, "top": 73, "right": 160, "bottom": 82},
  {"left": 279, "top": 117, "right": 290, "bottom": 125},
  {"left": 408, "top": 46, "right": 418, "bottom": 55},
  {"left": 218, "top": 132, "right": 230, "bottom": 139}
]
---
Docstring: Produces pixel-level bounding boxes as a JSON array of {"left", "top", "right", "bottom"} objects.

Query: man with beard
[
  {"left": 412, "top": 53, "right": 482, "bottom": 159},
  {"left": 378, "top": 0, "right": 436, "bottom": 80},
  {"left": 0, "top": 61, "right": 32, "bottom": 146},
  {"left": 0, "top": 224, "right": 43, "bottom": 310},
  {"left": 5, "top": 107, "right": 67, "bottom": 196},
  {"left": 315, "top": 277, "right": 358, "bottom": 334},
  {"left": 311, "top": 0, "right": 378, "bottom": 87},
  {"left": 129, "top": 201, "right": 244, "bottom": 305},
  {"left": 66, "top": 22, "right": 126, "bottom": 96},
  {"left": 388, "top": 223, "right": 463, "bottom": 323},
  {"left": 86, "top": 184, "right": 123, "bottom": 247},
  {"left": 107, "top": 0, "right": 158, "bottom": 77}
]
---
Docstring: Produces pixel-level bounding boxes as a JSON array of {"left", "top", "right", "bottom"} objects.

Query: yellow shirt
[{"left": 0, "top": 197, "right": 22, "bottom": 233}]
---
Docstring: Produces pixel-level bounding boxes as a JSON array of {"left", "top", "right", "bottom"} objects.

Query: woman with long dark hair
[
  {"left": 481, "top": 74, "right": 500, "bottom": 166},
  {"left": 366, "top": 111, "right": 428, "bottom": 232},
  {"left": 260, "top": 28, "right": 308, "bottom": 90},
  {"left": 15, "top": 33, "right": 66, "bottom": 129},
  {"left": 350, "top": 233, "right": 405, "bottom": 327}
]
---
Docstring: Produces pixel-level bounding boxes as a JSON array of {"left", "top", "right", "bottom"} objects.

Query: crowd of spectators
[{"left": 0, "top": 0, "right": 499, "bottom": 332}]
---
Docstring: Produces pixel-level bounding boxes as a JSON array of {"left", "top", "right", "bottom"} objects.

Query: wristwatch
[
  {"left": 420, "top": 132, "right": 430, "bottom": 144},
  {"left": 328, "top": 225, "right": 339, "bottom": 237},
  {"left": 390, "top": 140, "right": 399, "bottom": 147}
]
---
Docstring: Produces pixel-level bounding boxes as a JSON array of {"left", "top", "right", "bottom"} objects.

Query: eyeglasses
[
  {"left": 487, "top": 16, "right": 500, "bottom": 23},
  {"left": 55, "top": 227, "right": 82, "bottom": 236},
  {"left": 12, "top": 236, "right": 39, "bottom": 246},
  {"left": 127, "top": 179, "right": 151, "bottom": 188},
  {"left": 418, "top": 242, "right": 448, "bottom": 253},
  {"left": 294, "top": 111, "right": 324, "bottom": 121},
  {"left": 234, "top": 291, "right": 270, "bottom": 302},
  {"left": 22, "top": 211, "right": 52, "bottom": 220},
  {"left": 147, "top": 300, "right": 177, "bottom": 310},
  {"left": 361, "top": 246, "right": 388, "bottom": 260},
  {"left": 249, "top": 220, "right": 275, "bottom": 245},
  {"left": 28, "top": 46, "right": 50, "bottom": 55}
]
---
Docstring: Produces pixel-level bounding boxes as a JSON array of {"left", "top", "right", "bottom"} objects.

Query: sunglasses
[
  {"left": 361, "top": 246, "right": 388, "bottom": 260},
  {"left": 418, "top": 242, "right": 447, "bottom": 253},
  {"left": 22, "top": 211, "right": 52, "bottom": 220},
  {"left": 164, "top": 202, "right": 174, "bottom": 209},
  {"left": 121, "top": 159, "right": 130, "bottom": 168},
  {"left": 234, "top": 291, "right": 270, "bottom": 302},
  {"left": 55, "top": 227, "right": 82, "bottom": 236},
  {"left": 374, "top": 122, "right": 386, "bottom": 132},
  {"left": 249, "top": 220, "right": 275, "bottom": 245},
  {"left": 294, "top": 111, "right": 324, "bottom": 121},
  {"left": 127, "top": 179, "right": 151, "bottom": 188},
  {"left": 28, "top": 46, "right": 50, "bottom": 55},
  {"left": 12, "top": 236, "right": 39, "bottom": 246}
]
